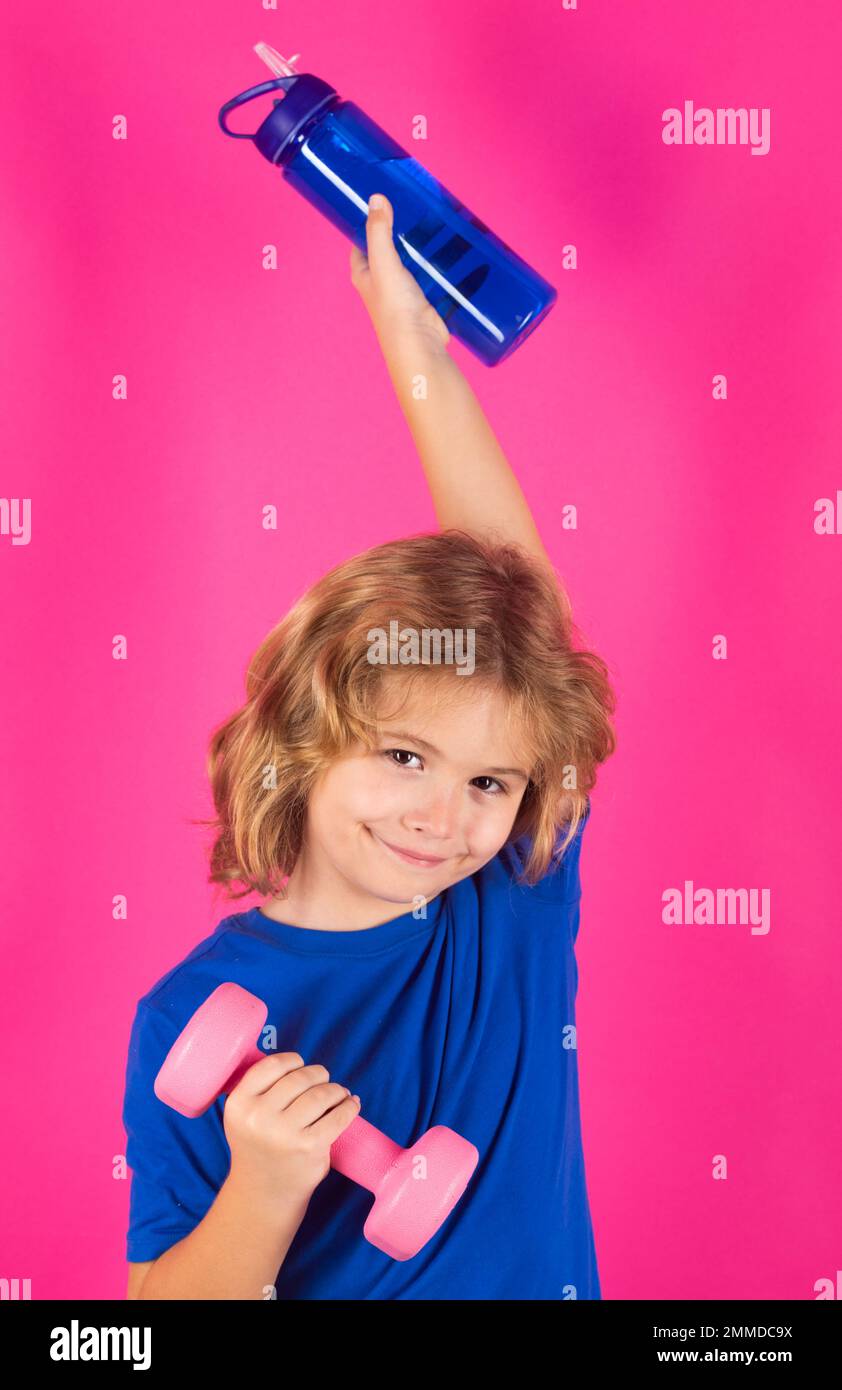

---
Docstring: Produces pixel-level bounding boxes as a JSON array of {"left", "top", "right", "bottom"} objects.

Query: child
[{"left": 123, "top": 193, "right": 617, "bottom": 1300}]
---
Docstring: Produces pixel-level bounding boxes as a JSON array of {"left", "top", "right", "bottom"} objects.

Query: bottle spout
[
  {"left": 254, "top": 43, "right": 301, "bottom": 78},
  {"left": 219, "top": 49, "right": 337, "bottom": 160}
]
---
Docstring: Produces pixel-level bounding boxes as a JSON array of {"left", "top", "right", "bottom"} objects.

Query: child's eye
[
  {"left": 381, "top": 750, "right": 508, "bottom": 796},
  {"left": 382, "top": 747, "right": 423, "bottom": 770},
  {"left": 471, "top": 775, "right": 508, "bottom": 797}
]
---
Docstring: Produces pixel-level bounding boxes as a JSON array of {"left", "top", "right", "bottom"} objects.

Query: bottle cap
[{"left": 218, "top": 74, "right": 339, "bottom": 165}]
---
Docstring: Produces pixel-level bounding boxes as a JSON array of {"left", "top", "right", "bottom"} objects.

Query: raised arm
[{"left": 350, "top": 193, "right": 553, "bottom": 572}]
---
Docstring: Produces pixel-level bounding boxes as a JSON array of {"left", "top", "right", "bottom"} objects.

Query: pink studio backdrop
[{"left": 2, "top": 0, "right": 840, "bottom": 1300}]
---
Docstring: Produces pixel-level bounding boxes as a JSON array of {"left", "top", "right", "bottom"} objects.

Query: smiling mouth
[{"left": 367, "top": 827, "right": 448, "bottom": 868}]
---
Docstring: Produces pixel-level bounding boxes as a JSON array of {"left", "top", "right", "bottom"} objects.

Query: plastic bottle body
[{"left": 279, "top": 99, "right": 556, "bottom": 366}]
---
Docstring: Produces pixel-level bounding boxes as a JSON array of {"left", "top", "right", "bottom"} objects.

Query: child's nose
[{"left": 407, "top": 789, "right": 460, "bottom": 840}]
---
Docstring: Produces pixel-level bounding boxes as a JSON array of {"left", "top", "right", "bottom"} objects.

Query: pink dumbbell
[{"left": 154, "top": 981, "right": 479, "bottom": 1261}]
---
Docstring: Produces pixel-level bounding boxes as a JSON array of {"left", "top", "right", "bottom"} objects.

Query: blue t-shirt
[{"left": 122, "top": 802, "right": 600, "bottom": 1299}]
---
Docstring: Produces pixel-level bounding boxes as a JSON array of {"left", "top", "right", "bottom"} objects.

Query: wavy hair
[{"left": 193, "top": 529, "right": 617, "bottom": 903}]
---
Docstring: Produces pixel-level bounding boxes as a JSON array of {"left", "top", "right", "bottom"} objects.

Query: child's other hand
[
  {"left": 350, "top": 193, "right": 451, "bottom": 357},
  {"left": 223, "top": 1052, "right": 361, "bottom": 1212}
]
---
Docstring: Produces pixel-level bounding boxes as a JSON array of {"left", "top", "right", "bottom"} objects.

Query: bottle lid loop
[{"left": 218, "top": 77, "right": 296, "bottom": 140}]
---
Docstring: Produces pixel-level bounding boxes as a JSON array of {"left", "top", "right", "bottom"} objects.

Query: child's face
[{"left": 304, "top": 678, "right": 533, "bottom": 908}]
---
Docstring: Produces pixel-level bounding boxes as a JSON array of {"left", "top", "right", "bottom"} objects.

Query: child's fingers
[
  {"left": 364, "top": 193, "right": 402, "bottom": 281},
  {"left": 349, "top": 243, "right": 369, "bottom": 288}
]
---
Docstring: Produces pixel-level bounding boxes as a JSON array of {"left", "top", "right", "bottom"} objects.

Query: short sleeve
[
  {"left": 122, "top": 999, "right": 232, "bottom": 1262},
  {"left": 500, "top": 797, "right": 592, "bottom": 907}
]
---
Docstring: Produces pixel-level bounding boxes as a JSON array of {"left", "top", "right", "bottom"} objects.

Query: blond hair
[{"left": 193, "top": 530, "right": 616, "bottom": 903}]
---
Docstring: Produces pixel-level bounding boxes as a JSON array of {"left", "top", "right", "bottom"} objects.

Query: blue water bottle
[{"left": 218, "top": 67, "right": 557, "bottom": 366}]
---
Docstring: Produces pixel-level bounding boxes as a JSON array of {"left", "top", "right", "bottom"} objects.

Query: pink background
[{"left": 2, "top": 0, "right": 840, "bottom": 1299}]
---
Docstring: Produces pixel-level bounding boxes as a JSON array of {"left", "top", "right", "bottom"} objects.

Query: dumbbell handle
[
  {"left": 225, "top": 1043, "right": 403, "bottom": 1195},
  {"left": 330, "top": 1115, "right": 403, "bottom": 1194}
]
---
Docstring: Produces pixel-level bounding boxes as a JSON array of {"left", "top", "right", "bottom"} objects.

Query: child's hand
[
  {"left": 223, "top": 1052, "right": 361, "bottom": 1213},
  {"left": 350, "top": 193, "right": 451, "bottom": 357}
]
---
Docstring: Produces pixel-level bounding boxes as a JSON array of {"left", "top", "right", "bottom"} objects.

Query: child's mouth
[{"left": 366, "top": 826, "right": 447, "bottom": 868}]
